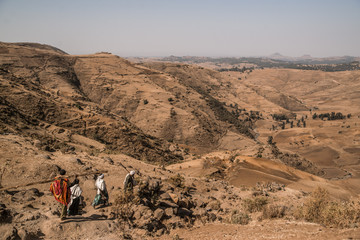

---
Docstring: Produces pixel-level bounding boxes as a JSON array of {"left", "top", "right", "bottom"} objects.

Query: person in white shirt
[{"left": 92, "top": 174, "right": 109, "bottom": 208}]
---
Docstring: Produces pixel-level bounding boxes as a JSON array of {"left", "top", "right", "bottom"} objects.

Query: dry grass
[
  {"left": 202, "top": 157, "right": 227, "bottom": 169},
  {"left": 261, "top": 204, "right": 286, "bottom": 219},
  {"left": 230, "top": 210, "right": 251, "bottom": 225},
  {"left": 295, "top": 187, "right": 360, "bottom": 228},
  {"left": 112, "top": 191, "right": 138, "bottom": 222},
  {"left": 242, "top": 196, "right": 269, "bottom": 213},
  {"left": 208, "top": 200, "right": 222, "bottom": 211},
  {"left": 202, "top": 158, "right": 212, "bottom": 169}
]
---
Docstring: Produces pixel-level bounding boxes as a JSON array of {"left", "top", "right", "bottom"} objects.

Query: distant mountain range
[
  {"left": 266, "top": 52, "right": 360, "bottom": 64},
  {"left": 152, "top": 54, "right": 360, "bottom": 71}
]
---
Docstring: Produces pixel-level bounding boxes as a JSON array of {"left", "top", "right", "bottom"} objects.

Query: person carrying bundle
[{"left": 50, "top": 169, "right": 71, "bottom": 220}]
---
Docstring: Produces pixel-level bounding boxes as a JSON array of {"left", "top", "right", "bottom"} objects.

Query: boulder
[
  {"left": 208, "top": 212, "right": 217, "bottom": 222},
  {"left": 4, "top": 227, "right": 20, "bottom": 240},
  {"left": 140, "top": 198, "right": 151, "bottom": 207},
  {"left": 28, "top": 188, "right": 43, "bottom": 197},
  {"left": 153, "top": 208, "right": 165, "bottom": 221},
  {"left": 33, "top": 140, "right": 42, "bottom": 148},
  {"left": 164, "top": 208, "right": 175, "bottom": 218},
  {"left": 148, "top": 179, "right": 161, "bottom": 192},
  {"left": 17, "top": 228, "right": 44, "bottom": 240},
  {"left": 193, "top": 208, "right": 206, "bottom": 217},
  {"left": 158, "top": 192, "right": 171, "bottom": 201},
  {"left": 37, "top": 154, "right": 51, "bottom": 160},
  {"left": 195, "top": 199, "right": 207, "bottom": 208},
  {"left": 103, "top": 157, "right": 114, "bottom": 165},
  {"left": 166, "top": 216, "right": 184, "bottom": 229},
  {"left": 178, "top": 198, "right": 193, "bottom": 209},
  {"left": 0, "top": 203, "right": 11, "bottom": 223},
  {"left": 158, "top": 200, "right": 178, "bottom": 209},
  {"left": 76, "top": 158, "right": 85, "bottom": 165},
  {"left": 168, "top": 193, "right": 179, "bottom": 204},
  {"left": 137, "top": 205, "right": 151, "bottom": 218},
  {"left": 177, "top": 207, "right": 192, "bottom": 217}
]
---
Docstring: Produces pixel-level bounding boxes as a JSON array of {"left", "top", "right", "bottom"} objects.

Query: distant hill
[
  {"left": 8, "top": 42, "right": 68, "bottom": 54},
  {"left": 152, "top": 55, "right": 360, "bottom": 71},
  {"left": 267, "top": 52, "right": 360, "bottom": 64}
]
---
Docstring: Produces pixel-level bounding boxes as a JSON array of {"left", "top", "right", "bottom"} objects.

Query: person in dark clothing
[{"left": 67, "top": 179, "right": 82, "bottom": 215}]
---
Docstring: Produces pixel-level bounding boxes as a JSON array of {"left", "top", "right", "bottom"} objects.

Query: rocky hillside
[
  {"left": 73, "top": 55, "right": 259, "bottom": 153},
  {"left": 1, "top": 42, "right": 360, "bottom": 239},
  {"left": 0, "top": 42, "right": 183, "bottom": 164}
]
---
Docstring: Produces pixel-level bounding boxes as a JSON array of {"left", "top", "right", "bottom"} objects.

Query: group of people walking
[{"left": 49, "top": 168, "right": 136, "bottom": 220}]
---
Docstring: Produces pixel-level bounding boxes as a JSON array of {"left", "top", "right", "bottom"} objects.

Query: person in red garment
[{"left": 50, "top": 169, "right": 71, "bottom": 220}]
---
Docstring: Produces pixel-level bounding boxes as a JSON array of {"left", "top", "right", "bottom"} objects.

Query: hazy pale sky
[{"left": 1, "top": 0, "right": 360, "bottom": 57}]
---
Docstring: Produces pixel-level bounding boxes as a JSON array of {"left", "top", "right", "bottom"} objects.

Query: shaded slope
[{"left": 0, "top": 42, "right": 183, "bottom": 163}]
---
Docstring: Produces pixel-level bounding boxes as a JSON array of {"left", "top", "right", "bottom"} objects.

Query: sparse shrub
[
  {"left": 172, "top": 234, "right": 181, "bottom": 240},
  {"left": 202, "top": 157, "right": 226, "bottom": 169},
  {"left": 208, "top": 200, "right": 221, "bottom": 211},
  {"left": 297, "top": 187, "right": 328, "bottom": 223},
  {"left": 262, "top": 204, "right": 286, "bottom": 219},
  {"left": 202, "top": 158, "right": 212, "bottom": 169},
  {"left": 168, "top": 174, "right": 185, "bottom": 188},
  {"left": 242, "top": 196, "right": 268, "bottom": 213},
  {"left": 170, "top": 108, "right": 177, "bottom": 117},
  {"left": 143, "top": 99, "right": 148, "bottom": 105},
  {"left": 230, "top": 210, "right": 251, "bottom": 225},
  {"left": 73, "top": 102, "right": 83, "bottom": 110},
  {"left": 112, "top": 191, "right": 137, "bottom": 222},
  {"left": 256, "top": 147, "right": 264, "bottom": 159},
  {"left": 295, "top": 187, "right": 360, "bottom": 228},
  {"left": 229, "top": 153, "right": 239, "bottom": 162}
]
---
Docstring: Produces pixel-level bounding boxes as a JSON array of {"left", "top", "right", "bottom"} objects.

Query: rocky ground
[{"left": 1, "top": 134, "right": 360, "bottom": 239}]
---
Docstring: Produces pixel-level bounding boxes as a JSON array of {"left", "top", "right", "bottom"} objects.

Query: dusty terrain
[{"left": 1, "top": 42, "right": 360, "bottom": 239}]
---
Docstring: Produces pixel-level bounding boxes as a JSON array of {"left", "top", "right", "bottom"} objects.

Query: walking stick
[
  {"left": 0, "top": 170, "right": 108, "bottom": 191},
  {"left": 117, "top": 161, "right": 130, "bottom": 173}
]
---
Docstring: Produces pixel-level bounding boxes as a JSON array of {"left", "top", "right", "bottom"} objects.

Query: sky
[{"left": 0, "top": 0, "right": 360, "bottom": 57}]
